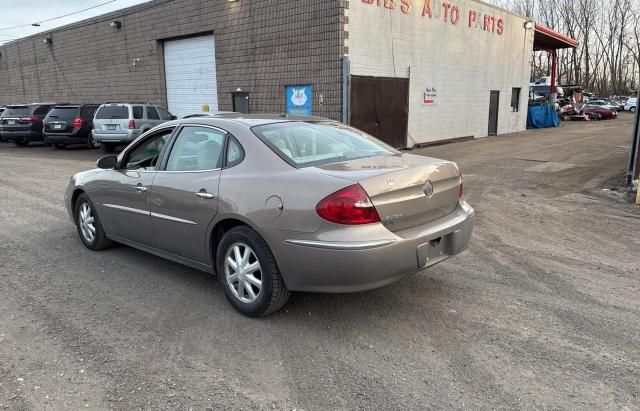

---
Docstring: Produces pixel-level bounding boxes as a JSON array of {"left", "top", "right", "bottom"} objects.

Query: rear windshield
[
  {"left": 46, "top": 107, "right": 80, "bottom": 122},
  {"left": 95, "top": 105, "right": 129, "bottom": 120},
  {"left": 252, "top": 122, "right": 397, "bottom": 168},
  {"left": 2, "top": 106, "right": 31, "bottom": 117}
]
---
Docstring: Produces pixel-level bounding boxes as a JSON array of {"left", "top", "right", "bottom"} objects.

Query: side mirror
[
  {"left": 170, "top": 115, "right": 177, "bottom": 120},
  {"left": 97, "top": 155, "right": 118, "bottom": 169}
]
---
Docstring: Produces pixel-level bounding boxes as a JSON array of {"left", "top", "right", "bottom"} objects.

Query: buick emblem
[{"left": 423, "top": 180, "right": 434, "bottom": 198}]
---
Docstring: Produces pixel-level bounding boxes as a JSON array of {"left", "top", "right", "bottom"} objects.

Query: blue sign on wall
[{"left": 285, "top": 85, "right": 312, "bottom": 116}]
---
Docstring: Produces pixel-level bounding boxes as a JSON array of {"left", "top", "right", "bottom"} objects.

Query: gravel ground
[{"left": 0, "top": 115, "right": 639, "bottom": 410}]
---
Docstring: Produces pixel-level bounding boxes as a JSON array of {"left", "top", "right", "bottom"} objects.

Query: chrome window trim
[{"left": 284, "top": 239, "right": 396, "bottom": 250}]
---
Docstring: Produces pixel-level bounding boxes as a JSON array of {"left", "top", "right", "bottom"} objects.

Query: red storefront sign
[{"left": 361, "top": 0, "right": 505, "bottom": 36}]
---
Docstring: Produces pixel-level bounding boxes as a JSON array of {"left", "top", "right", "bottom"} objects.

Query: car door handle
[
  {"left": 196, "top": 192, "right": 214, "bottom": 199},
  {"left": 135, "top": 185, "right": 148, "bottom": 192}
]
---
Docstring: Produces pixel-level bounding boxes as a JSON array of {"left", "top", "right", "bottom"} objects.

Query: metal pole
[
  {"left": 341, "top": 56, "right": 350, "bottom": 125},
  {"left": 628, "top": 88, "right": 640, "bottom": 183},
  {"left": 550, "top": 50, "right": 557, "bottom": 104}
]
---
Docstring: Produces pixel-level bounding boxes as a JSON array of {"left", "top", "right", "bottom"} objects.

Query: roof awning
[{"left": 534, "top": 24, "right": 578, "bottom": 51}]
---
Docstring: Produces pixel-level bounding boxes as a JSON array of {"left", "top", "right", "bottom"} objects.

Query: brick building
[{"left": 0, "top": 0, "right": 570, "bottom": 147}]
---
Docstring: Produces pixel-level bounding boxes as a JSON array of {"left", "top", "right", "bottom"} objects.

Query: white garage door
[{"left": 164, "top": 36, "right": 218, "bottom": 119}]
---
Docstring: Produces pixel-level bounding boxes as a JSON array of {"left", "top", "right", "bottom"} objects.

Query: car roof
[{"left": 186, "top": 113, "right": 331, "bottom": 126}]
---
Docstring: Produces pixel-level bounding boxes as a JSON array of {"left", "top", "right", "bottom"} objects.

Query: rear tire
[
  {"left": 101, "top": 142, "right": 115, "bottom": 153},
  {"left": 216, "top": 226, "right": 290, "bottom": 317},
  {"left": 631, "top": 107, "right": 637, "bottom": 113},
  {"left": 87, "top": 134, "right": 97, "bottom": 149},
  {"left": 75, "top": 193, "right": 113, "bottom": 251},
  {"left": 14, "top": 141, "right": 28, "bottom": 147}
]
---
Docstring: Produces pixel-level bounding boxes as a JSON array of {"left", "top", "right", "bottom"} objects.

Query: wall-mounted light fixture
[
  {"left": 43, "top": 37, "right": 52, "bottom": 45},
  {"left": 524, "top": 21, "right": 534, "bottom": 30},
  {"left": 132, "top": 58, "right": 141, "bottom": 66},
  {"left": 110, "top": 20, "right": 122, "bottom": 29},
  {"left": 228, "top": 0, "right": 239, "bottom": 2}
]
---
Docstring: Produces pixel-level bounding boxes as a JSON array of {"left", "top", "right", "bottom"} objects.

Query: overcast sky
[{"left": 0, "top": 0, "right": 150, "bottom": 44}]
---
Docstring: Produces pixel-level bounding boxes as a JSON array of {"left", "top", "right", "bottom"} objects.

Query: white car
[{"left": 624, "top": 97, "right": 637, "bottom": 113}]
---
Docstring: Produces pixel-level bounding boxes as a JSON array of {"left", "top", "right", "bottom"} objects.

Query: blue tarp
[{"left": 527, "top": 104, "right": 560, "bottom": 129}]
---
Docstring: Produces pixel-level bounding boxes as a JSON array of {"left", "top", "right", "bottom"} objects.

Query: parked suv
[
  {"left": 43, "top": 104, "right": 100, "bottom": 149},
  {"left": 0, "top": 103, "right": 55, "bottom": 146},
  {"left": 625, "top": 97, "right": 637, "bottom": 113},
  {"left": 93, "top": 102, "right": 175, "bottom": 152}
]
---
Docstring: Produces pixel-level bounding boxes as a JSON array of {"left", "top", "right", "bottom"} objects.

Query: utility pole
[{"left": 628, "top": 88, "right": 640, "bottom": 188}]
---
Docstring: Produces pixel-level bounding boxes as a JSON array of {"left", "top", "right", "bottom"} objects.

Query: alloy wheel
[
  {"left": 79, "top": 202, "right": 96, "bottom": 243},
  {"left": 224, "top": 242, "right": 262, "bottom": 303}
]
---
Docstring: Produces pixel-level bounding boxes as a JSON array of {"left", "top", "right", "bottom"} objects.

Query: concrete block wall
[
  {"left": 0, "top": 0, "right": 346, "bottom": 120},
  {"left": 346, "top": 0, "right": 534, "bottom": 144}
]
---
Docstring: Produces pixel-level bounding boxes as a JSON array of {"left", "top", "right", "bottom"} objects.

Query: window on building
[{"left": 511, "top": 88, "right": 521, "bottom": 112}]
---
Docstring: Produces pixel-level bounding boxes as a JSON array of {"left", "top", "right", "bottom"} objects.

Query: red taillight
[
  {"left": 316, "top": 184, "right": 381, "bottom": 225},
  {"left": 19, "top": 115, "right": 38, "bottom": 122},
  {"left": 128, "top": 119, "right": 136, "bottom": 129},
  {"left": 459, "top": 174, "right": 464, "bottom": 198},
  {"left": 73, "top": 117, "right": 85, "bottom": 128}
]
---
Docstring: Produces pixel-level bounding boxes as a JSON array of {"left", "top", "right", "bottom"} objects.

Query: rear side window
[
  {"left": 95, "top": 105, "right": 129, "bottom": 120},
  {"left": 45, "top": 107, "right": 80, "bottom": 122},
  {"left": 132, "top": 106, "right": 144, "bottom": 119},
  {"left": 3, "top": 106, "right": 30, "bottom": 117},
  {"left": 252, "top": 122, "right": 397, "bottom": 168},
  {"left": 147, "top": 107, "right": 160, "bottom": 120},
  {"left": 225, "top": 136, "right": 244, "bottom": 167},
  {"left": 33, "top": 105, "right": 52, "bottom": 116},
  {"left": 80, "top": 105, "right": 98, "bottom": 119}
]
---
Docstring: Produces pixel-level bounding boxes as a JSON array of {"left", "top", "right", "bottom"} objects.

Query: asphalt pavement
[{"left": 1, "top": 115, "right": 639, "bottom": 409}]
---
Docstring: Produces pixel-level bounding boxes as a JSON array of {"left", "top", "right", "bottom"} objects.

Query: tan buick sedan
[{"left": 65, "top": 115, "right": 474, "bottom": 317}]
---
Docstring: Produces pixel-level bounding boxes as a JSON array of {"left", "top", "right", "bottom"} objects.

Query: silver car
[
  {"left": 92, "top": 102, "right": 175, "bottom": 153},
  {"left": 65, "top": 115, "right": 474, "bottom": 317}
]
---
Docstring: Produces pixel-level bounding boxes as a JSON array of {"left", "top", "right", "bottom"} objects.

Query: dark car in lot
[
  {"left": 0, "top": 103, "right": 56, "bottom": 146},
  {"left": 44, "top": 104, "right": 100, "bottom": 149}
]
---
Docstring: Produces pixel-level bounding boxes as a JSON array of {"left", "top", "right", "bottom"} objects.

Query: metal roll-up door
[{"left": 163, "top": 36, "right": 218, "bottom": 119}]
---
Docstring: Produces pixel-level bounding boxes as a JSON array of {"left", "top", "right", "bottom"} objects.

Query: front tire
[
  {"left": 14, "top": 141, "right": 28, "bottom": 146},
  {"left": 216, "top": 226, "right": 290, "bottom": 317},
  {"left": 75, "top": 193, "right": 113, "bottom": 251},
  {"left": 631, "top": 107, "right": 637, "bottom": 113}
]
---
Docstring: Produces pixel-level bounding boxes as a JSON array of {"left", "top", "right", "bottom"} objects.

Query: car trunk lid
[{"left": 310, "top": 153, "right": 461, "bottom": 232}]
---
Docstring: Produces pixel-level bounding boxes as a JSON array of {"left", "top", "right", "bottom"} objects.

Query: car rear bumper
[
  {"left": 0, "top": 129, "right": 42, "bottom": 141},
  {"left": 93, "top": 130, "right": 140, "bottom": 143},
  {"left": 44, "top": 131, "right": 89, "bottom": 144},
  {"left": 267, "top": 200, "right": 475, "bottom": 293}
]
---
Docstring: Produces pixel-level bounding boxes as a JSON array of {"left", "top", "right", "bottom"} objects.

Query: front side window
[
  {"left": 157, "top": 107, "right": 173, "bottom": 120},
  {"left": 166, "top": 126, "right": 225, "bottom": 171},
  {"left": 252, "top": 122, "right": 397, "bottom": 168},
  {"left": 122, "top": 128, "right": 174, "bottom": 170}
]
